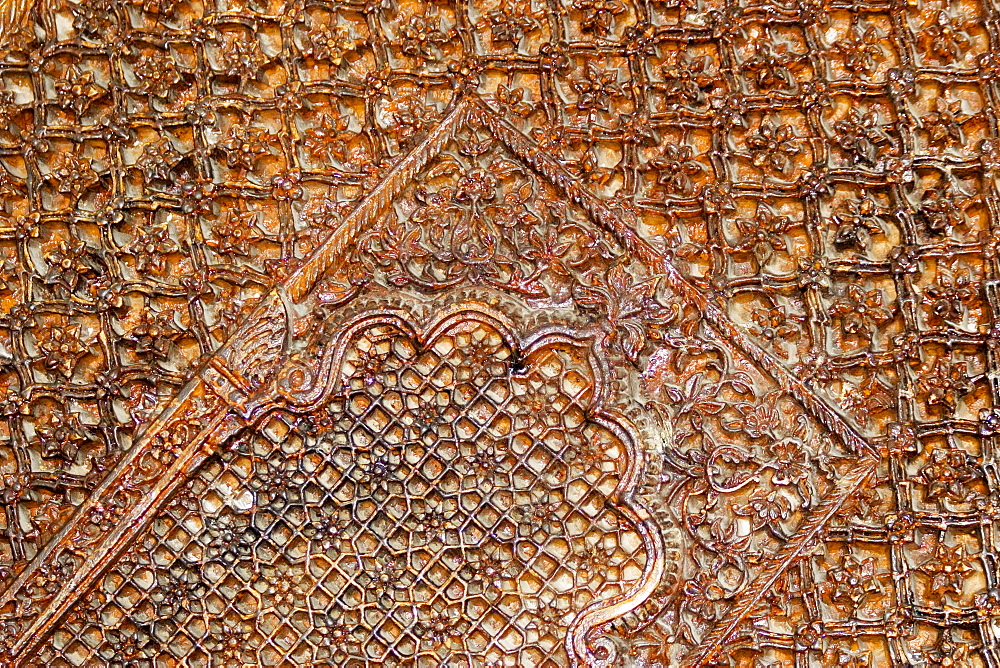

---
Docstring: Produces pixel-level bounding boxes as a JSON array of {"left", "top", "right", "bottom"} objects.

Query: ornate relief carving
[
  {"left": 39, "top": 292, "right": 674, "bottom": 666},
  {"left": 0, "top": 0, "right": 997, "bottom": 663}
]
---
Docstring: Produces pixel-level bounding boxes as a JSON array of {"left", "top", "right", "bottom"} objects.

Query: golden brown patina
[{"left": 0, "top": 0, "right": 996, "bottom": 665}]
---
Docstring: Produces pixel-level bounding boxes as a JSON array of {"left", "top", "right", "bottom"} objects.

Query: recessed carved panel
[{"left": 42, "top": 300, "right": 668, "bottom": 666}]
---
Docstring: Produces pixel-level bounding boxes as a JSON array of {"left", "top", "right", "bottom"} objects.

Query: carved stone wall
[{"left": 0, "top": 0, "right": 996, "bottom": 665}]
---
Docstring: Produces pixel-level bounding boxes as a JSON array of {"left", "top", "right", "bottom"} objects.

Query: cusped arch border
[{"left": 258, "top": 287, "right": 679, "bottom": 666}]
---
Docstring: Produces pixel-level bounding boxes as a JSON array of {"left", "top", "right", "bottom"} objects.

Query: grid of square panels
[
  {"left": 0, "top": 0, "right": 462, "bottom": 577},
  {"left": 0, "top": 0, "right": 996, "bottom": 662}
]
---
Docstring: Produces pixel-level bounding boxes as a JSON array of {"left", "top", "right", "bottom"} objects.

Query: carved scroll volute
[{"left": 236, "top": 318, "right": 348, "bottom": 422}]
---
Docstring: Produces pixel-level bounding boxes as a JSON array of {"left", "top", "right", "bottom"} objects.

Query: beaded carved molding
[{"left": 0, "top": 0, "right": 997, "bottom": 664}]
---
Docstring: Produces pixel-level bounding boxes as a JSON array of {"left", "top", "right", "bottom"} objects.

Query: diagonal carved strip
[
  {"left": 682, "top": 458, "right": 879, "bottom": 666},
  {"left": 1, "top": 98, "right": 473, "bottom": 663},
  {"left": 4, "top": 93, "right": 880, "bottom": 661},
  {"left": 472, "top": 99, "right": 879, "bottom": 461}
]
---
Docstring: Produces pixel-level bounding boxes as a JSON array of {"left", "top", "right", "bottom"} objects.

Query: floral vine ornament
[
  {"left": 0, "top": 93, "right": 883, "bottom": 666},
  {"left": 641, "top": 328, "right": 881, "bottom": 662}
]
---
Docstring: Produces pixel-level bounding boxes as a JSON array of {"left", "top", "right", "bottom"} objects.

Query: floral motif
[
  {"left": 917, "top": 183, "right": 973, "bottom": 236},
  {"left": 648, "top": 143, "right": 705, "bottom": 196},
  {"left": 211, "top": 623, "right": 251, "bottom": 664},
  {"left": 833, "top": 107, "right": 891, "bottom": 165},
  {"left": 33, "top": 410, "right": 95, "bottom": 461},
  {"left": 823, "top": 649, "right": 872, "bottom": 668},
  {"left": 299, "top": 17, "right": 362, "bottom": 64},
  {"left": 214, "top": 33, "right": 267, "bottom": 85},
  {"left": 571, "top": 0, "right": 625, "bottom": 35},
  {"left": 821, "top": 553, "right": 883, "bottom": 614},
  {"left": 123, "top": 221, "right": 179, "bottom": 274},
  {"left": 414, "top": 604, "right": 469, "bottom": 647},
  {"left": 397, "top": 12, "right": 455, "bottom": 64},
  {"left": 741, "top": 31, "right": 804, "bottom": 92},
  {"left": 918, "top": 444, "right": 982, "bottom": 506},
  {"left": 215, "top": 125, "right": 275, "bottom": 174},
  {"left": 917, "top": 357, "right": 975, "bottom": 412},
  {"left": 730, "top": 204, "right": 798, "bottom": 268},
  {"left": 659, "top": 50, "right": 716, "bottom": 108},
  {"left": 921, "top": 264, "right": 979, "bottom": 324},
  {"left": 921, "top": 96, "right": 973, "bottom": 147},
  {"left": 205, "top": 512, "right": 257, "bottom": 565},
  {"left": 917, "top": 542, "right": 976, "bottom": 604},
  {"left": 380, "top": 91, "right": 435, "bottom": 144},
  {"left": 571, "top": 62, "right": 626, "bottom": 115},
  {"left": 488, "top": 0, "right": 539, "bottom": 47},
  {"left": 747, "top": 118, "right": 801, "bottom": 175},
  {"left": 47, "top": 153, "right": 101, "bottom": 202},
  {"left": 207, "top": 205, "right": 267, "bottom": 258},
  {"left": 271, "top": 171, "right": 303, "bottom": 200},
  {"left": 131, "top": 50, "right": 183, "bottom": 99},
  {"left": 125, "top": 309, "right": 185, "bottom": 361},
  {"left": 828, "top": 285, "right": 893, "bottom": 340},
  {"left": 42, "top": 238, "right": 105, "bottom": 295},
  {"left": 34, "top": 319, "right": 93, "bottom": 379},
  {"left": 69, "top": 0, "right": 118, "bottom": 40},
  {"left": 134, "top": 138, "right": 185, "bottom": 183},
  {"left": 831, "top": 197, "right": 885, "bottom": 251},
  {"left": 917, "top": 636, "right": 975, "bottom": 668},
  {"left": 916, "top": 11, "right": 974, "bottom": 63},
  {"left": 130, "top": 0, "right": 179, "bottom": 16},
  {"left": 831, "top": 23, "right": 883, "bottom": 75},
  {"left": 303, "top": 112, "right": 358, "bottom": 164},
  {"left": 53, "top": 63, "right": 106, "bottom": 117},
  {"left": 750, "top": 305, "right": 801, "bottom": 356},
  {"left": 574, "top": 263, "right": 675, "bottom": 363}
]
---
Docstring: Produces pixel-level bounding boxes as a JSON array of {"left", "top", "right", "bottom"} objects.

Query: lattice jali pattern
[
  {"left": 39, "top": 314, "right": 653, "bottom": 666},
  {"left": 0, "top": 0, "right": 997, "bottom": 659}
]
